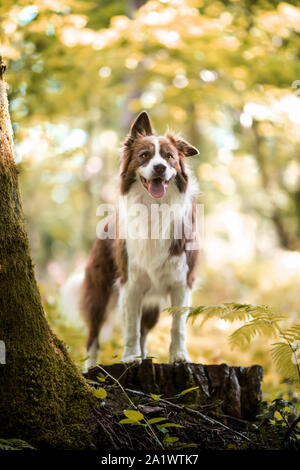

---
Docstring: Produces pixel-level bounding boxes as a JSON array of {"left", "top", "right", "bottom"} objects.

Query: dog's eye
[
  {"left": 141, "top": 153, "right": 149, "bottom": 159},
  {"left": 166, "top": 153, "right": 173, "bottom": 159}
]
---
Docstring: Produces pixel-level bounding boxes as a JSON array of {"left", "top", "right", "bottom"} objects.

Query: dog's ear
[
  {"left": 176, "top": 139, "right": 199, "bottom": 157},
  {"left": 130, "top": 111, "right": 153, "bottom": 138},
  {"left": 167, "top": 133, "right": 199, "bottom": 157}
]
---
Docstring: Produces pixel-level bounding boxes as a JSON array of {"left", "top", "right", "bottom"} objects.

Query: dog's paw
[
  {"left": 84, "top": 355, "right": 98, "bottom": 372},
  {"left": 169, "top": 350, "right": 191, "bottom": 363},
  {"left": 122, "top": 354, "right": 142, "bottom": 364}
]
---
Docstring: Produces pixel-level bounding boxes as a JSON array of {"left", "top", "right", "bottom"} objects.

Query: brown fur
[
  {"left": 80, "top": 237, "right": 118, "bottom": 350},
  {"left": 140, "top": 306, "right": 160, "bottom": 352},
  {"left": 114, "top": 237, "right": 128, "bottom": 284},
  {"left": 121, "top": 131, "right": 197, "bottom": 196},
  {"left": 169, "top": 199, "right": 199, "bottom": 288},
  {"left": 81, "top": 111, "right": 199, "bottom": 363}
]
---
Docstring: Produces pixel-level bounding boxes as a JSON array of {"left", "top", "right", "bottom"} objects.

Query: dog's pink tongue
[{"left": 149, "top": 179, "right": 166, "bottom": 198}]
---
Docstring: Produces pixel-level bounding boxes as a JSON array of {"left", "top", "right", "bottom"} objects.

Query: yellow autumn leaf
[
  {"left": 93, "top": 387, "right": 107, "bottom": 399},
  {"left": 123, "top": 410, "right": 144, "bottom": 421}
]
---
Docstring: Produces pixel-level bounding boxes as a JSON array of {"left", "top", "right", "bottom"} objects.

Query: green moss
[{"left": 0, "top": 71, "right": 98, "bottom": 450}]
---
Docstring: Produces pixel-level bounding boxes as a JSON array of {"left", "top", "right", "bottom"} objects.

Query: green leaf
[
  {"left": 124, "top": 410, "right": 144, "bottom": 421},
  {"left": 157, "top": 425, "right": 168, "bottom": 434},
  {"left": 227, "top": 443, "right": 236, "bottom": 450},
  {"left": 119, "top": 418, "right": 142, "bottom": 425},
  {"left": 93, "top": 387, "right": 107, "bottom": 399},
  {"left": 164, "top": 436, "right": 179, "bottom": 444},
  {"left": 97, "top": 375, "right": 106, "bottom": 382},
  {"left": 160, "top": 423, "right": 185, "bottom": 428},
  {"left": 179, "top": 386, "right": 199, "bottom": 396},
  {"left": 0, "top": 439, "right": 36, "bottom": 450},
  {"left": 80, "top": 355, "right": 90, "bottom": 362},
  {"left": 148, "top": 417, "right": 167, "bottom": 424},
  {"left": 151, "top": 394, "right": 162, "bottom": 401}
]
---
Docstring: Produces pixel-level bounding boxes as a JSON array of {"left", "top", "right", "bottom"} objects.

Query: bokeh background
[{"left": 1, "top": 0, "right": 300, "bottom": 400}]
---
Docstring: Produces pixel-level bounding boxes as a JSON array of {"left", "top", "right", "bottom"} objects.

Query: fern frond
[
  {"left": 170, "top": 303, "right": 284, "bottom": 327},
  {"left": 187, "top": 304, "right": 229, "bottom": 325},
  {"left": 166, "top": 304, "right": 228, "bottom": 325},
  {"left": 271, "top": 342, "right": 300, "bottom": 384},
  {"left": 167, "top": 303, "right": 300, "bottom": 384},
  {"left": 221, "top": 303, "right": 268, "bottom": 321},
  {"left": 281, "top": 325, "right": 300, "bottom": 342},
  {"left": 229, "top": 319, "right": 278, "bottom": 348}
]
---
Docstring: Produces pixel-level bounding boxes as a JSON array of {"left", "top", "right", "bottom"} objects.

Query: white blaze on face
[{"left": 138, "top": 137, "right": 177, "bottom": 198}]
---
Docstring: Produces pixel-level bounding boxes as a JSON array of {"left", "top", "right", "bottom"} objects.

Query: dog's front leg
[
  {"left": 169, "top": 285, "right": 191, "bottom": 363},
  {"left": 121, "top": 283, "right": 143, "bottom": 364}
]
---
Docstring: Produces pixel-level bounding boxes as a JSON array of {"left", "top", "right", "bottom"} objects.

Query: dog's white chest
[
  {"left": 121, "top": 179, "right": 192, "bottom": 291},
  {"left": 126, "top": 237, "right": 188, "bottom": 290}
]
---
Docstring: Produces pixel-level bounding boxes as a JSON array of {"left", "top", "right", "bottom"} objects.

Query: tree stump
[{"left": 85, "top": 360, "right": 263, "bottom": 421}]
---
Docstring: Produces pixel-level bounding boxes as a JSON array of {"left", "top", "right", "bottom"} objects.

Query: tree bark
[
  {"left": 121, "top": 0, "right": 147, "bottom": 133},
  {"left": 252, "top": 123, "right": 298, "bottom": 251},
  {"left": 85, "top": 360, "right": 263, "bottom": 421},
  {"left": 0, "top": 59, "right": 97, "bottom": 449}
]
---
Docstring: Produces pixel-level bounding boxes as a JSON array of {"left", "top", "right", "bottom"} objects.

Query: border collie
[{"left": 68, "top": 111, "right": 200, "bottom": 369}]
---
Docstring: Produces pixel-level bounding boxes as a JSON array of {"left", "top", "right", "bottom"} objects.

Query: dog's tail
[
  {"left": 60, "top": 272, "right": 85, "bottom": 328},
  {"left": 60, "top": 272, "right": 116, "bottom": 343}
]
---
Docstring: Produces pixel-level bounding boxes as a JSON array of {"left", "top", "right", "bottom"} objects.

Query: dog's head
[{"left": 121, "top": 111, "right": 199, "bottom": 198}]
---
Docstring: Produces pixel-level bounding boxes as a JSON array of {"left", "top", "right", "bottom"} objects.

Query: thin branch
[
  {"left": 125, "top": 388, "right": 251, "bottom": 442},
  {"left": 96, "top": 364, "right": 136, "bottom": 409},
  {"left": 285, "top": 415, "right": 300, "bottom": 441},
  {"left": 96, "top": 364, "right": 164, "bottom": 449}
]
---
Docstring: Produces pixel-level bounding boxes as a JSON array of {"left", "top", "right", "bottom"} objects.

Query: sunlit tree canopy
[{"left": 1, "top": 0, "right": 300, "bottom": 398}]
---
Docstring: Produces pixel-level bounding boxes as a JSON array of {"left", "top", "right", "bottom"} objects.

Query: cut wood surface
[{"left": 85, "top": 359, "right": 263, "bottom": 421}]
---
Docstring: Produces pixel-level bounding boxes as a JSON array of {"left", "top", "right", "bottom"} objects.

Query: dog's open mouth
[{"left": 141, "top": 176, "right": 168, "bottom": 198}]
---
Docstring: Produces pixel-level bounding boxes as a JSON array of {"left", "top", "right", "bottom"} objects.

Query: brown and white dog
[{"left": 64, "top": 111, "right": 199, "bottom": 369}]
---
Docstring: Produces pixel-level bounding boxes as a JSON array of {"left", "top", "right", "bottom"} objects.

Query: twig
[
  {"left": 211, "top": 412, "right": 249, "bottom": 425},
  {"left": 96, "top": 364, "right": 136, "bottom": 409},
  {"left": 125, "top": 388, "right": 251, "bottom": 442},
  {"left": 285, "top": 415, "right": 300, "bottom": 441},
  {"left": 96, "top": 364, "right": 164, "bottom": 449},
  {"left": 116, "top": 363, "right": 135, "bottom": 384},
  {"left": 95, "top": 411, "right": 120, "bottom": 450}
]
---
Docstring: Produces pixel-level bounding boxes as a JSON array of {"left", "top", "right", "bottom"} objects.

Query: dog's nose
[{"left": 153, "top": 164, "right": 166, "bottom": 175}]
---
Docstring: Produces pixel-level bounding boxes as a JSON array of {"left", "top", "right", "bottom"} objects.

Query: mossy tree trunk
[{"left": 0, "top": 60, "right": 97, "bottom": 449}]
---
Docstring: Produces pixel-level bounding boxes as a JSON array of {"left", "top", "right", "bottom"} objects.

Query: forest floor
[
  {"left": 1, "top": 364, "right": 299, "bottom": 451},
  {"left": 85, "top": 363, "right": 300, "bottom": 451}
]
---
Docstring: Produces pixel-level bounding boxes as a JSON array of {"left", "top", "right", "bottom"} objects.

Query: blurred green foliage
[{"left": 1, "top": 0, "right": 300, "bottom": 399}]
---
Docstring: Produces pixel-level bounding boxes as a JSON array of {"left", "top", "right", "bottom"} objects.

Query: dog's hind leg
[
  {"left": 80, "top": 238, "right": 118, "bottom": 370},
  {"left": 140, "top": 306, "right": 160, "bottom": 359},
  {"left": 83, "top": 290, "right": 111, "bottom": 371}
]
